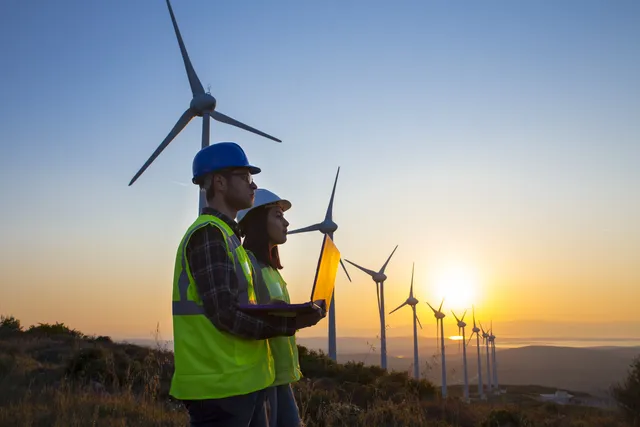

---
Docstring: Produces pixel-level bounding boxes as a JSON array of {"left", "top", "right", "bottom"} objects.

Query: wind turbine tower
[
  {"left": 389, "top": 262, "right": 422, "bottom": 379},
  {"left": 427, "top": 299, "right": 447, "bottom": 398},
  {"left": 465, "top": 306, "right": 484, "bottom": 399},
  {"left": 128, "top": 0, "right": 281, "bottom": 211},
  {"left": 490, "top": 323, "right": 499, "bottom": 392},
  {"left": 452, "top": 309, "right": 469, "bottom": 402},
  {"left": 345, "top": 245, "right": 399, "bottom": 370},
  {"left": 286, "top": 167, "right": 352, "bottom": 361},
  {"left": 480, "top": 323, "right": 492, "bottom": 393}
]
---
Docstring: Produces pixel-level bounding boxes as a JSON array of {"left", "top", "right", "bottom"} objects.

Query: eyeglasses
[{"left": 227, "top": 171, "right": 253, "bottom": 184}]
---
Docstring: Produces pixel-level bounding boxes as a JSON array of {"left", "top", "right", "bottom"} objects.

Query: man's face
[{"left": 221, "top": 168, "right": 257, "bottom": 210}]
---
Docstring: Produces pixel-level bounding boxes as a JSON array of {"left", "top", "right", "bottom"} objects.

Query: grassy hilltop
[{"left": 0, "top": 315, "right": 637, "bottom": 427}]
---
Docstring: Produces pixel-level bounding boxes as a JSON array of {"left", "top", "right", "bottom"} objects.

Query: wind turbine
[
  {"left": 128, "top": 0, "right": 281, "bottom": 212},
  {"left": 345, "top": 245, "right": 399, "bottom": 370},
  {"left": 465, "top": 306, "right": 484, "bottom": 399},
  {"left": 452, "top": 309, "right": 469, "bottom": 402},
  {"left": 480, "top": 322, "right": 492, "bottom": 393},
  {"left": 427, "top": 298, "right": 447, "bottom": 398},
  {"left": 489, "top": 323, "right": 499, "bottom": 392},
  {"left": 389, "top": 262, "right": 422, "bottom": 379},
  {"left": 286, "top": 167, "right": 352, "bottom": 362}
]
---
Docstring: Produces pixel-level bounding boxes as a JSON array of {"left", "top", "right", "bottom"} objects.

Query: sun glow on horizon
[{"left": 430, "top": 265, "right": 479, "bottom": 313}]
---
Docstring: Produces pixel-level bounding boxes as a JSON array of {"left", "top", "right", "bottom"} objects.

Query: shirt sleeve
[{"left": 185, "top": 224, "right": 297, "bottom": 340}]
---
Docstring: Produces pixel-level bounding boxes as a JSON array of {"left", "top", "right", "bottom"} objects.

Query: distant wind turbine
[
  {"left": 345, "top": 245, "right": 399, "bottom": 370},
  {"left": 286, "top": 167, "right": 352, "bottom": 361},
  {"left": 389, "top": 262, "right": 422, "bottom": 379},
  {"left": 489, "top": 322, "right": 499, "bottom": 392},
  {"left": 466, "top": 306, "right": 484, "bottom": 399},
  {"left": 427, "top": 298, "right": 447, "bottom": 398},
  {"left": 480, "top": 322, "right": 492, "bottom": 393},
  {"left": 452, "top": 309, "right": 469, "bottom": 402},
  {"left": 128, "top": 0, "right": 281, "bottom": 212}
]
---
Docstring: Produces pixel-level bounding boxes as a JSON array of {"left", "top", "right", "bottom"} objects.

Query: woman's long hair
[{"left": 240, "top": 205, "right": 283, "bottom": 270}]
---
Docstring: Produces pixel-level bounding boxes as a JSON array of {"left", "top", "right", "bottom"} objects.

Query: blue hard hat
[{"left": 192, "top": 142, "right": 261, "bottom": 184}]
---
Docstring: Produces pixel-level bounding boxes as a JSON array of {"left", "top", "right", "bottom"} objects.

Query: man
[{"left": 170, "top": 142, "right": 325, "bottom": 427}]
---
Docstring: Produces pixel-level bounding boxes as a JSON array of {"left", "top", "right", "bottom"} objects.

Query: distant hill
[{"left": 334, "top": 345, "right": 636, "bottom": 397}]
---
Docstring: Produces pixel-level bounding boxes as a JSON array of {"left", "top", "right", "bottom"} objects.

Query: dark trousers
[
  {"left": 265, "top": 384, "right": 302, "bottom": 427},
  {"left": 183, "top": 389, "right": 268, "bottom": 427}
]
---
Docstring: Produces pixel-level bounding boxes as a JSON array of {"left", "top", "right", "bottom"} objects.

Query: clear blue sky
[{"left": 1, "top": 0, "right": 639, "bottom": 340}]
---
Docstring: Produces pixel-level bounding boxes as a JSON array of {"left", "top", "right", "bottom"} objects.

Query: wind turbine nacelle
[
  {"left": 458, "top": 322, "right": 467, "bottom": 328},
  {"left": 373, "top": 273, "right": 387, "bottom": 283},
  {"left": 407, "top": 296, "right": 419, "bottom": 306},
  {"left": 190, "top": 93, "right": 217, "bottom": 113},
  {"left": 472, "top": 327, "right": 480, "bottom": 333},
  {"left": 320, "top": 220, "right": 338, "bottom": 234}
]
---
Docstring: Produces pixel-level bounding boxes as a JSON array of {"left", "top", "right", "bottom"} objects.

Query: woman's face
[{"left": 266, "top": 205, "right": 289, "bottom": 245}]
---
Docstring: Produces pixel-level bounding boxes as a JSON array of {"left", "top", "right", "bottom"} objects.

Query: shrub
[
  {"left": 26, "top": 322, "right": 84, "bottom": 339},
  {"left": 611, "top": 354, "right": 640, "bottom": 425},
  {"left": 0, "top": 315, "right": 22, "bottom": 336},
  {"left": 481, "top": 409, "right": 532, "bottom": 427}
]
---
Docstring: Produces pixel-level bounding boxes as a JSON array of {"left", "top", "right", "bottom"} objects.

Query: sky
[{"left": 1, "top": 0, "right": 639, "bottom": 343}]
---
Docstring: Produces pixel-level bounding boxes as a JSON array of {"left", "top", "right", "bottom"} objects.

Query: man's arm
[{"left": 185, "top": 225, "right": 297, "bottom": 340}]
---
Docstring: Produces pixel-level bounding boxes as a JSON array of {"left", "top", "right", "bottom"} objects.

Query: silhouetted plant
[
  {"left": 611, "top": 354, "right": 640, "bottom": 425},
  {"left": 0, "top": 315, "right": 22, "bottom": 336}
]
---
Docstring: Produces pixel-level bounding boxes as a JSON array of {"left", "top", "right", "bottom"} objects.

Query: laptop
[{"left": 238, "top": 234, "right": 341, "bottom": 317}]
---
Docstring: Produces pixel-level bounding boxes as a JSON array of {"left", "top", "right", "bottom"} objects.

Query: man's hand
[{"left": 294, "top": 304, "right": 326, "bottom": 330}]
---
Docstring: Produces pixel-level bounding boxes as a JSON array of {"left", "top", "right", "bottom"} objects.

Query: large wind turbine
[
  {"left": 389, "top": 262, "right": 422, "bottom": 379},
  {"left": 128, "top": 0, "right": 281, "bottom": 211},
  {"left": 480, "top": 322, "right": 492, "bottom": 392},
  {"left": 427, "top": 299, "right": 447, "bottom": 398},
  {"left": 452, "top": 309, "right": 469, "bottom": 402},
  {"left": 345, "top": 245, "right": 399, "bottom": 370},
  {"left": 286, "top": 167, "right": 352, "bottom": 361},
  {"left": 466, "top": 306, "right": 484, "bottom": 399}
]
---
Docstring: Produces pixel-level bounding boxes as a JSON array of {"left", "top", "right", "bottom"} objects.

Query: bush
[
  {"left": 611, "top": 355, "right": 640, "bottom": 425},
  {"left": 0, "top": 315, "right": 22, "bottom": 336},
  {"left": 481, "top": 409, "right": 532, "bottom": 427},
  {"left": 26, "top": 322, "right": 84, "bottom": 339}
]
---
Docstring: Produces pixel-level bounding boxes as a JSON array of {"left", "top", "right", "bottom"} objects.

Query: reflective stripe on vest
[{"left": 173, "top": 219, "right": 255, "bottom": 316}]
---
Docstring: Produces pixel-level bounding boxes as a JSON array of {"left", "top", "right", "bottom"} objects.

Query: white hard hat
[{"left": 237, "top": 188, "right": 292, "bottom": 224}]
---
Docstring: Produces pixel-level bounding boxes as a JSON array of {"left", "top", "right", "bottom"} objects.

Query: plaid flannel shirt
[{"left": 185, "top": 207, "right": 297, "bottom": 340}]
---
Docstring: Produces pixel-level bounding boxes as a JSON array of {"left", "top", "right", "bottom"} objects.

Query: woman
[{"left": 237, "top": 188, "right": 303, "bottom": 427}]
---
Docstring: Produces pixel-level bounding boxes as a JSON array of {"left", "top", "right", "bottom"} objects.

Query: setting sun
[{"left": 431, "top": 265, "right": 479, "bottom": 312}]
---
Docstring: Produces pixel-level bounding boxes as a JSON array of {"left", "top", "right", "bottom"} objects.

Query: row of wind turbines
[
  {"left": 289, "top": 169, "right": 502, "bottom": 401},
  {"left": 126, "top": 0, "right": 500, "bottom": 401}
]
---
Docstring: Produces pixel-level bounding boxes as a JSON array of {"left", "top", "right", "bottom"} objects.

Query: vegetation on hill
[{"left": 0, "top": 315, "right": 635, "bottom": 426}]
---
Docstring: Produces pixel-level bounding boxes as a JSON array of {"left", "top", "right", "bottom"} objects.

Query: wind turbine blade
[
  {"left": 451, "top": 311, "right": 460, "bottom": 323},
  {"left": 210, "top": 111, "right": 282, "bottom": 143},
  {"left": 129, "top": 109, "right": 195, "bottom": 186},
  {"left": 415, "top": 313, "right": 423, "bottom": 330},
  {"left": 324, "top": 167, "right": 339, "bottom": 221},
  {"left": 389, "top": 301, "right": 407, "bottom": 314},
  {"left": 438, "top": 298, "right": 444, "bottom": 312},
  {"left": 344, "top": 260, "right": 377, "bottom": 277},
  {"left": 461, "top": 309, "right": 467, "bottom": 323},
  {"left": 287, "top": 223, "right": 322, "bottom": 234},
  {"left": 426, "top": 302, "right": 437, "bottom": 314},
  {"left": 409, "top": 262, "right": 415, "bottom": 297},
  {"left": 339, "top": 259, "right": 352, "bottom": 282},
  {"left": 473, "top": 305, "right": 477, "bottom": 328},
  {"left": 466, "top": 331, "right": 475, "bottom": 347},
  {"left": 380, "top": 244, "right": 399, "bottom": 273},
  {"left": 165, "top": 0, "right": 204, "bottom": 96}
]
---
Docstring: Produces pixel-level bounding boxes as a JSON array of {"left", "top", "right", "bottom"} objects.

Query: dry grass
[{"left": 0, "top": 315, "right": 633, "bottom": 426}]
